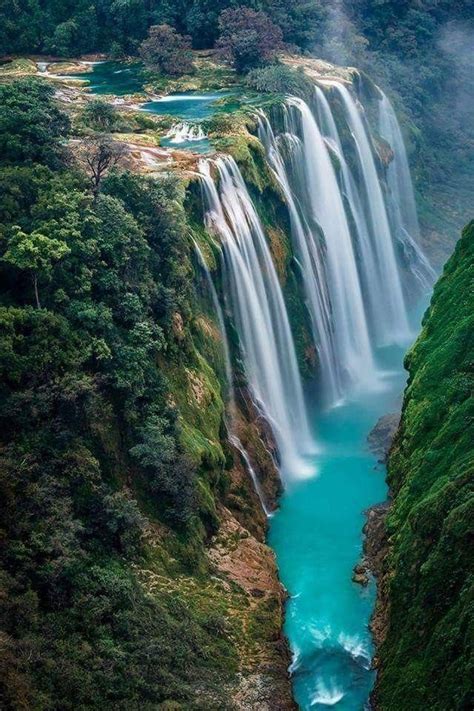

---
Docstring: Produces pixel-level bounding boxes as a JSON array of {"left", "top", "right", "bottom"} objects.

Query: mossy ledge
[{"left": 368, "top": 221, "right": 474, "bottom": 711}]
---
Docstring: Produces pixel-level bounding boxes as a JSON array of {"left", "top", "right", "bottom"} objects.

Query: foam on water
[{"left": 311, "top": 681, "right": 345, "bottom": 707}]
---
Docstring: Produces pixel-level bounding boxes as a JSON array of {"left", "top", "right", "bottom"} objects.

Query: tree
[
  {"left": 139, "top": 24, "right": 194, "bottom": 76},
  {"left": 3, "top": 227, "right": 70, "bottom": 308},
  {"left": 80, "top": 138, "right": 126, "bottom": 194},
  {"left": 184, "top": 0, "right": 231, "bottom": 49},
  {"left": 83, "top": 99, "right": 117, "bottom": 131},
  {"left": 261, "top": 0, "right": 327, "bottom": 51},
  {"left": 216, "top": 8, "right": 284, "bottom": 73},
  {"left": 0, "top": 80, "right": 70, "bottom": 167}
]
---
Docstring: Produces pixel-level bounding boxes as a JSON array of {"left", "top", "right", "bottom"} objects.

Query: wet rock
[
  {"left": 363, "top": 501, "right": 391, "bottom": 650},
  {"left": 367, "top": 412, "right": 400, "bottom": 462},
  {"left": 352, "top": 561, "right": 370, "bottom": 586}
]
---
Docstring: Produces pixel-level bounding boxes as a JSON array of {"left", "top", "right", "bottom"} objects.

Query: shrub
[
  {"left": 83, "top": 99, "right": 117, "bottom": 131},
  {"left": 246, "top": 64, "right": 313, "bottom": 99}
]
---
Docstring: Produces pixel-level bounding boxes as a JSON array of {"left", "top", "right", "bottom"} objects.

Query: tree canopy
[
  {"left": 139, "top": 23, "right": 194, "bottom": 75},
  {"left": 216, "top": 7, "right": 284, "bottom": 73},
  {"left": 0, "top": 73, "right": 238, "bottom": 709}
]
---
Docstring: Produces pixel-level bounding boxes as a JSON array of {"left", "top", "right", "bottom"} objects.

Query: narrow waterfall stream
[
  {"left": 377, "top": 91, "right": 437, "bottom": 292},
  {"left": 198, "top": 156, "right": 315, "bottom": 478},
  {"left": 196, "top": 82, "right": 433, "bottom": 709}
]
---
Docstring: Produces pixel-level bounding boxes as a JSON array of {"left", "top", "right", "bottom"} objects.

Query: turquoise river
[{"left": 270, "top": 341, "right": 414, "bottom": 710}]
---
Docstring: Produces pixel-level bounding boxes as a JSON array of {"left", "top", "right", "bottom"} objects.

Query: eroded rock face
[
  {"left": 209, "top": 507, "right": 282, "bottom": 599},
  {"left": 367, "top": 412, "right": 400, "bottom": 462},
  {"left": 208, "top": 506, "right": 295, "bottom": 710},
  {"left": 352, "top": 500, "right": 391, "bottom": 669},
  {"left": 363, "top": 502, "right": 391, "bottom": 655},
  {"left": 353, "top": 413, "right": 399, "bottom": 668}
]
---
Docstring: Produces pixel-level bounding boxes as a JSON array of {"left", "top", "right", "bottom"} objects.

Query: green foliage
[
  {"left": 0, "top": 80, "right": 70, "bottom": 167},
  {"left": 3, "top": 226, "right": 70, "bottom": 308},
  {"left": 377, "top": 221, "right": 474, "bottom": 710},
  {"left": 0, "top": 0, "right": 325, "bottom": 56},
  {"left": 320, "top": 1, "right": 474, "bottom": 201},
  {"left": 83, "top": 99, "right": 118, "bottom": 131},
  {"left": 246, "top": 64, "right": 314, "bottom": 99},
  {"left": 216, "top": 7, "right": 284, "bottom": 74},
  {"left": 139, "top": 24, "right": 194, "bottom": 76},
  {"left": 0, "top": 78, "right": 244, "bottom": 708}
]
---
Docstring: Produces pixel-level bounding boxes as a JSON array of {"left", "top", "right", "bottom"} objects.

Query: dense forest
[
  {"left": 376, "top": 222, "right": 474, "bottom": 710},
  {"left": 0, "top": 78, "right": 294, "bottom": 709},
  {"left": 0, "top": 77, "right": 212, "bottom": 707},
  {"left": 0, "top": 1, "right": 473, "bottom": 710}
]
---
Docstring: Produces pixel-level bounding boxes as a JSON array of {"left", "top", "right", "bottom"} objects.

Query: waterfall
[
  {"left": 320, "top": 81, "right": 410, "bottom": 343},
  {"left": 227, "top": 433, "right": 272, "bottom": 516},
  {"left": 193, "top": 238, "right": 272, "bottom": 512},
  {"left": 313, "top": 86, "right": 387, "bottom": 344},
  {"left": 198, "top": 156, "right": 314, "bottom": 479},
  {"left": 192, "top": 238, "right": 234, "bottom": 401},
  {"left": 257, "top": 111, "right": 341, "bottom": 402},
  {"left": 378, "top": 91, "right": 436, "bottom": 290},
  {"left": 267, "top": 96, "right": 375, "bottom": 403},
  {"left": 165, "top": 122, "right": 206, "bottom": 144}
]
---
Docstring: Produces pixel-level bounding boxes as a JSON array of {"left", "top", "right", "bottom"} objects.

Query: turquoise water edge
[{"left": 270, "top": 343, "right": 411, "bottom": 710}]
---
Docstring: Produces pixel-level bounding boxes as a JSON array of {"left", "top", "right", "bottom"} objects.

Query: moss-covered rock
[{"left": 373, "top": 221, "right": 474, "bottom": 711}]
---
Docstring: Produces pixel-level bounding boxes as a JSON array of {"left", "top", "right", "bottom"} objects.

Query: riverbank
[{"left": 358, "top": 414, "right": 401, "bottom": 669}]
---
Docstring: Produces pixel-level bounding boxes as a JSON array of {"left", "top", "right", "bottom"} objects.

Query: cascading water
[
  {"left": 253, "top": 84, "right": 431, "bottom": 709},
  {"left": 313, "top": 86, "right": 386, "bottom": 343},
  {"left": 192, "top": 238, "right": 271, "bottom": 514},
  {"left": 321, "top": 81, "right": 411, "bottom": 344},
  {"left": 198, "top": 156, "right": 314, "bottom": 479},
  {"left": 165, "top": 122, "right": 206, "bottom": 144},
  {"left": 191, "top": 75, "right": 430, "bottom": 709},
  {"left": 257, "top": 112, "right": 341, "bottom": 404},
  {"left": 192, "top": 238, "right": 234, "bottom": 400},
  {"left": 262, "top": 96, "right": 375, "bottom": 404},
  {"left": 378, "top": 91, "right": 436, "bottom": 291}
]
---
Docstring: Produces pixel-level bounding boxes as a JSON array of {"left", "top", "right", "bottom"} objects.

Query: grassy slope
[{"left": 376, "top": 222, "right": 474, "bottom": 709}]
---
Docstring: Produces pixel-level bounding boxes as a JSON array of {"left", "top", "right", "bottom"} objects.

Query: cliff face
[{"left": 372, "top": 222, "right": 474, "bottom": 710}]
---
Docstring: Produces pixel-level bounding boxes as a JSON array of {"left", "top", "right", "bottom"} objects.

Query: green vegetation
[
  {"left": 139, "top": 24, "right": 194, "bottom": 76},
  {"left": 83, "top": 99, "right": 118, "bottom": 131},
  {"left": 1, "top": 2, "right": 472, "bottom": 707},
  {"left": 246, "top": 64, "right": 313, "bottom": 99},
  {"left": 0, "top": 80, "right": 70, "bottom": 167},
  {"left": 0, "top": 77, "right": 286, "bottom": 710},
  {"left": 1, "top": 0, "right": 470, "bottom": 255},
  {"left": 317, "top": 1, "right": 474, "bottom": 258},
  {"left": 216, "top": 7, "right": 283, "bottom": 74},
  {"left": 0, "top": 0, "right": 325, "bottom": 57},
  {"left": 376, "top": 222, "right": 474, "bottom": 710}
]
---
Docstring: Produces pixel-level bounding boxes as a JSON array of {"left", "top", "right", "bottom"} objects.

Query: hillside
[
  {"left": 0, "top": 78, "right": 297, "bottom": 710},
  {"left": 373, "top": 222, "right": 474, "bottom": 710}
]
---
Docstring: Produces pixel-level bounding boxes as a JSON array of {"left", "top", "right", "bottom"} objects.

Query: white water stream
[{"left": 198, "top": 156, "right": 315, "bottom": 480}]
